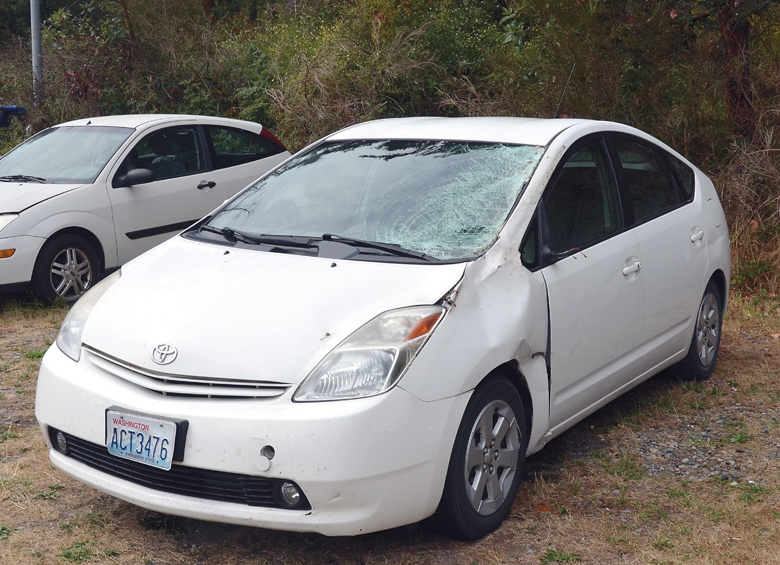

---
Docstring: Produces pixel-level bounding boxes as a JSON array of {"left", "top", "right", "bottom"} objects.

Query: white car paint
[
  {"left": 81, "top": 237, "right": 468, "bottom": 383},
  {"left": 0, "top": 114, "right": 290, "bottom": 298},
  {"left": 35, "top": 117, "right": 731, "bottom": 537}
]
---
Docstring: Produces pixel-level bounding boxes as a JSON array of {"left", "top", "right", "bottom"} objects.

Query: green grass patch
[
  {"left": 666, "top": 486, "right": 697, "bottom": 508},
  {"left": 738, "top": 482, "right": 768, "bottom": 504},
  {"left": 35, "top": 484, "right": 63, "bottom": 500},
  {"left": 58, "top": 541, "right": 91, "bottom": 562},
  {"left": 652, "top": 538, "right": 674, "bottom": 549},
  {"left": 24, "top": 349, "right": 46, "bottom": 360},
  {"left": 541, "top": 548, "right": 581, "bottom": 563},
  {"left": 602, "top": 453, "right": 646, "bottom": 480}
]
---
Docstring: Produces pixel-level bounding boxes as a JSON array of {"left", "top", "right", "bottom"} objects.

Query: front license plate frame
[{"left": 105, "top": 408, "right": 184, "bottom": 471}]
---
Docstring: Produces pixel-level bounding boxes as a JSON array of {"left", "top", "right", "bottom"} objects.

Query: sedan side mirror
[{"left": 115, "top": 168, "right": 156, "bottom": 187}]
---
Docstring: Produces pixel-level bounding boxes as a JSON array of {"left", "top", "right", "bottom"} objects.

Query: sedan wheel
[
  {"left": 464, "top": 399, "right": 522, "bottom": 516},
  {"left": 676, "top": 280, "right": 722, "bottom": 381},
  {"left": 432, "top": 376, "right": 526, "bottom": 539},
  {"left": 695, "top": 291, "right": 720, "bottom": 368},
  {"left": 32, "top": 235, "right": 100, "bottom": 303}
]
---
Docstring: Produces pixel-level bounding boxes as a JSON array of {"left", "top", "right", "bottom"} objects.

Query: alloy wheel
[
  {"left": 463, "top": 399, "right": 522, "bottom": 516},
  {"left": 50, "top": 247, "right": 93, "bottom": 300},
  {"left": 695, "top": 292, "right": 720, "bottom": 367}
]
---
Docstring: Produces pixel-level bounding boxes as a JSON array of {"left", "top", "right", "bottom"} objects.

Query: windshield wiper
[
  {"left": 0, "top": 175, "right": 47, "bottom": 183},
  {"left": 322, "top": 233, "right": 434, "bottom": 260},
  {"left": 199, "top": 224, "right": 314, "bottom": 248}
]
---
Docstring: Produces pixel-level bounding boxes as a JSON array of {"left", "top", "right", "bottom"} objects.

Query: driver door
[
  {"left": 539, "top": 136, "right": 647, "bottom": 432},
  {"left": 107, "top": 125, "right": 223, "bottom": 265}
]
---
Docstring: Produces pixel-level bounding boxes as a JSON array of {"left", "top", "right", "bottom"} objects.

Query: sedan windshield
[
  {"left": 209, "top": 140, "right": 545, "bottom": 260},
  {"left": 0, "top": 126, "right": 134, "bottom": 184}
]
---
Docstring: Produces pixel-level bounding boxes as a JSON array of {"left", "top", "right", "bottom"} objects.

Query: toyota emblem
[{"left": 151, "top": 344, "right": 178, "bottom": 365}]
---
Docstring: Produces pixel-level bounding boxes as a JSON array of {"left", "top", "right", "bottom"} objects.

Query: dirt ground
[{"left": 1, "top": 292, "right": 779, "bottom": 565}]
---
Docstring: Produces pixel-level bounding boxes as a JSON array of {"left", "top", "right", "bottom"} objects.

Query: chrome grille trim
[{"left": 84, "top": 346, "right": 290, "bottom": 399}]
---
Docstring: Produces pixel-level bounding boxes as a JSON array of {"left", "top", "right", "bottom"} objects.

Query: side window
[
  {"left": 205, "top": 126, "right": 283, "bottom": 170},
  {"left": 613, "top": 137, "right": 679, "bottom": 222},
  {"left": 543, "top": 141, "right": 622, "bottom": 255},
  {"left": 667, "top": 153, "right": 695, "bottom": 201},
  {"left": 114, "top": 126, "right": 205, "bottom": 185}
]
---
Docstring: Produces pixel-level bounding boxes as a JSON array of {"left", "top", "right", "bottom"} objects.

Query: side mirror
[{"left": 116, "top": 168, "right": 156, "bottom": 187}]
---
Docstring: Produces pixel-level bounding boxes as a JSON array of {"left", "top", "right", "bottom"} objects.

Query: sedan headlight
[
  {"left": 56, "top": 270, "right": 121, "bottom": 362},
  {"left": 0, "top": 214, "right": 18, "bottom": 233},
  {"left": 294, "top": 305, "right": 446, "bottom": 402}
]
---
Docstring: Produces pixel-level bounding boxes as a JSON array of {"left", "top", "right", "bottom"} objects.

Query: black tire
[
  {"left": 676, "top": 280, "right": 722, "bottom": 381},
  {"left": 31, "top": 234, "right": 101, "bottom": 303},
  {"left": 431, "top": 376, "right": 527, "bottom": 540}
]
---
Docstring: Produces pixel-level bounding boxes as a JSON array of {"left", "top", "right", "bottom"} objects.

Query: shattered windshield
[
  {"left": 0, "top": 126, "right": 133, "bottom": 184},
  {"left": 209, "top": 140, "right": 545, "bottom": 260}
]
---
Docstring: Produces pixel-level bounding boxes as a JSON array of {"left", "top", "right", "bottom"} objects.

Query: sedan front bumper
[
  {"left": 35, "top": 344, "right": 469, "bottom": 535},
  {"left": 0, "top": 234, "right": 45, "bottom": 286}
]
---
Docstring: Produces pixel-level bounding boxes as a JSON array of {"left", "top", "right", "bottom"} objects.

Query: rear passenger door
[
  {"left": 539, "top": 135, "right": 647, "bottom": 431},
  {"left": 608, "top": 134, "right": 708, "bottom": 365},
  {"left": 203, "top": 125, "right": 289, "bottom": 200}
]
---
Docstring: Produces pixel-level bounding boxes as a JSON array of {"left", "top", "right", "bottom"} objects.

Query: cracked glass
[{"left": 210, "top": 140, "right": 545, "bottom": 260}]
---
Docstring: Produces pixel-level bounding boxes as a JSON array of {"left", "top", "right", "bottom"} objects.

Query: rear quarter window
[
  {"left": 666, "top": 153, "right": 695, "bottom": 201},
  {"left": 612, "top": 137, "right": 679, "bottom": 223}
]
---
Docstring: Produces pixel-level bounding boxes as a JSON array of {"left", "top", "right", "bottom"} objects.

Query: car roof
[
  {"left": 55, "top": 114, "right": 261, "bottom": 130},
  {"left": 326, "top": 117, "right": 608, "bottom": 146}
]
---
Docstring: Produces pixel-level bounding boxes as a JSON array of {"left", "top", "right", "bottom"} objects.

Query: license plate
[{"left": 106, "top": 409, "right": 176, "bottom": 471}]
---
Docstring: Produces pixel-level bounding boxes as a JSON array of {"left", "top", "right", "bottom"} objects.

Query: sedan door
[
  {"left": 107, "top": 125, "right": 223, "bottom": 265},
  {"left": 609, "top": 135, "right": 709, "bottom": 365},
  {"left": 538, "top": 136, "right": 647, "bottom": 432}
]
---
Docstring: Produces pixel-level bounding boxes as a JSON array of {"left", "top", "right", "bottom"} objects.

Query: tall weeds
[
  {"left": 718, "top": 110, "right": 780, "bottom": 292},
  {"left": 1, "top": 0, "right": 780, "bottom": 291}
]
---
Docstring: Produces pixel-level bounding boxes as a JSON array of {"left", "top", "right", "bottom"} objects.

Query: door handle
[
  {"left": 690, "top": 229, "right": 704, "bottom": 243},
  {"left": 197, "top": 181, "right": 216, "bottom": 190},
  {"left": 622, "top": 261, "right": 641, "bottom": 276}
]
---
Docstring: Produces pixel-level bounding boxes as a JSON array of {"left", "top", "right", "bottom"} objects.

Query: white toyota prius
[
  {"left": 35, "top": 117, "right": 730, "bottom": 539},
  {"left": 0, "top": 114, "right": 289, "bottom": 301}
]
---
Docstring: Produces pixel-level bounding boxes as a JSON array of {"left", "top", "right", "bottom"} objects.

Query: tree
[{"left": 676, "top": 0, "right": 775, "bottom": 139}]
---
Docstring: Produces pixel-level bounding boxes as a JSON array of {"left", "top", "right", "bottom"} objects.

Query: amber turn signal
[{"left": 405, "top": 313, "right": 443, "bottom": 341}]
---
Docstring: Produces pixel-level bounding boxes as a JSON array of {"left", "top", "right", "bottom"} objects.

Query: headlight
[
  {"left": 56, "top": 270, "right": 122, "bottom": 362},
  {"left": 294, "top": 305, "right": 446, "bottom": 402},
  {"left": 0, "top": 214, "right": 18, "bottom": 233}
]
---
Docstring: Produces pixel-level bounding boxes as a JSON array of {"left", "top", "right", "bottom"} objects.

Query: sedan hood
[
  {"left": 82, "top": 236, "right": 466, "bottom": 384},
  {"left": 0, "top": 182, "right": 83, "bottom": 212}
]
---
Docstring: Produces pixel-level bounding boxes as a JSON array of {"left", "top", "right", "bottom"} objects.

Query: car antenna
[{"left": 553, "top": 63, "right": 576, "bottom": 119}]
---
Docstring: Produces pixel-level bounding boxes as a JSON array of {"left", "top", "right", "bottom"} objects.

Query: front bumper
[
  {"left": 0, "top": 234, "right": 44, "bottom": 286},
  {"left": 35, "top": 344, "right": 469, "bottom": 535}
]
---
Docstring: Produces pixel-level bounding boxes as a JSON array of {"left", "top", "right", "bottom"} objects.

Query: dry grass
[{"left": 1, "top": 291, "right": 780, "bottom": 564}]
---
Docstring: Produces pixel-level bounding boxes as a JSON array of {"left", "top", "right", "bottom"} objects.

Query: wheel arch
[
  {"left": 481, "top": 361, "right": 534, "bottom": 447},
  {"left": 37, "top": 227, "right": 106, "bottom": 275},
  {"left": 709, "top": 268, "right": 728, "bottom": 311}
]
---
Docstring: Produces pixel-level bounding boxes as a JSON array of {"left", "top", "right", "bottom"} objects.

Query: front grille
[
  {"left": 84, "top": 347, "right": 291, "bottom": 399},
  {"left": 56, "top": 431, "right": 310, "bottom": 510}
]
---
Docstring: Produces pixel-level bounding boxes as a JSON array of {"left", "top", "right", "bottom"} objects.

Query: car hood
[
  {"left": 82, "top": 236, "right": 467, "bottom": 384},
  {"left": 0, "top": 182, "right": 83, "bottom": 212}
]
